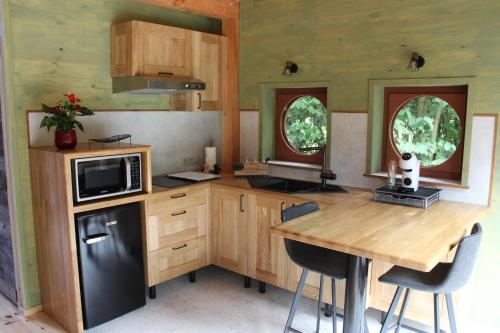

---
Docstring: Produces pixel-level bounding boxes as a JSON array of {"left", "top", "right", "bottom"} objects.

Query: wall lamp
[
  {"left": 283, "top": 61, "right": 299, "bottom": 76},
  {"left": 407, "top": 52, "right": 425, "bottom": 71}
]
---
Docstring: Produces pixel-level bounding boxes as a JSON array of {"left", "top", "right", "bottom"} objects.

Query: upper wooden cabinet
[
  {"left": 111, "top": 20, "right": 193, "bottom": 77},
  {"left": 171, "top": 31, "right": 225, "bottom": 111},
  {"left": 111, "top": 20, "right": 225, "bottom": 111}
]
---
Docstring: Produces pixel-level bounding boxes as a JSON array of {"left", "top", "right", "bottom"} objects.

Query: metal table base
[{"left": 343, "top": 256, "right": 370, "bottom": 333}]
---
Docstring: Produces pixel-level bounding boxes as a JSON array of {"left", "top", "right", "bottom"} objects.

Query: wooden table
[{"left": 271, "top": 198, "right": 488, "bottom": 333}]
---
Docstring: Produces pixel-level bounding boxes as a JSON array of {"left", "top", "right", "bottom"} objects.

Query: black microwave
[{"left": 72, "top": 153, "right": 142, "bottom": 203}]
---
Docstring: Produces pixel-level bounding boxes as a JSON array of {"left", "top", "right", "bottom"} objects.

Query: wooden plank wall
[
  {"left": 3, "top": 0, "right": 221, "bottom": 309},
  {"left": 239, "top": 1, "right": 500, "bottom": 328}
]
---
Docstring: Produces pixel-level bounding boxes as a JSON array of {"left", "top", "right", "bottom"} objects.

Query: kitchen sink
[{"left": 246, "top": 176, "right": 347, "bottom": 194}]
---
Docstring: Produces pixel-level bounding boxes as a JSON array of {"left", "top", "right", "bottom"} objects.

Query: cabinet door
[
  {"left": 191, "top": 32, "right": 224, "bottom": 111},
  {"left": 135, "top": 21, "right": 193, "bottom": 77},
  {"left": 111, "top": 21, "right": 134, "bottom": 77},
  {"left": 171, "top": 32, "right": 225, "bottom": 111},
  {"left": 247, "top": 195, "right": 288, "bottom": 288},
  {"left": 212, "top": 188, "right": 248, "bottom": 275}
]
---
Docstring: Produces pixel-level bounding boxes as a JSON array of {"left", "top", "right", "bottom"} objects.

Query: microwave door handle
[{"left": 124, "top": 158, "right": 132, "bottom": 190}]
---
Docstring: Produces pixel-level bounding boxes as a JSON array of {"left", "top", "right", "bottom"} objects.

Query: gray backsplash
[{"left": 29, "top": 111, "right": 222, "bottom": 175}]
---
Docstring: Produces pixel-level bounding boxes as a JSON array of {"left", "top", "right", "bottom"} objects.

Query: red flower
[{"left": 64, "top": 93, "right": 81, "bottom": 104}]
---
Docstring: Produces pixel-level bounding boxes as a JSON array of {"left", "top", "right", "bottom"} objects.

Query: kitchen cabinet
[
  {"left": 247, "top": 194, "right": 289, "bottom": 288},
  {"left": 111, "top": 20, "right": 193, "bottom": 77},
  {"left": 29, "top": 145, "right": 152, "bottom": 333},
  {"left": 171, "top": 32, "right": 225, "bottom": 111},
  {"left": 211, "top": 187, "right": 248, "bottom": 275},
  {"left": 145, "top": 185, "right": 209, "bottom": 286},
  {"left": 111, "top": 20, "right": 225, "bottom": 112}
]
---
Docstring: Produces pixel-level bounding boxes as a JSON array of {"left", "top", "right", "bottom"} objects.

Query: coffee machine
[{"left": 399, "top": 153, "right": 420, "bottom": 192}]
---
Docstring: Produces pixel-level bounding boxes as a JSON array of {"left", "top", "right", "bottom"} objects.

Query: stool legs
[
  {"left": 434, "top": 294, "right": 440, "bottom": 333},
  {"left": 380, "top": 286, "right": 403, "bottom": 333},
  {"left": 284, "top": 269, "right": 308, "bottom": 333},
  {"left": 445, "top": 293, "right": 458, "bottom": 333},
  {"left": 316, "top": 275, "right": 324, "bottom": 333},
  {"left": 394, "top": 289, "right": 411, "bottom": 333},
  {"left": 332, "top": 278, "right": 337, "bottom": 333}
]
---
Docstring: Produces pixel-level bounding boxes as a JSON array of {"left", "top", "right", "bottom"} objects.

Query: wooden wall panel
[{"left": 4, "top": 0, "right": 220, "bottom": 309}]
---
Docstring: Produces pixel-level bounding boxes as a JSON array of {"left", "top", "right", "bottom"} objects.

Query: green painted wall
[
  {"left": 2, "top": 0, "right": 220, "bottom": 309},
  {"left": 241, "top": 0, "right": 500, "bottom": 328}
]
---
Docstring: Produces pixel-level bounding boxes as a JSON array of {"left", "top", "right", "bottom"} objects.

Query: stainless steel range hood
[{"left": 112, "top": 75, "right": 206, "bottom": 94}]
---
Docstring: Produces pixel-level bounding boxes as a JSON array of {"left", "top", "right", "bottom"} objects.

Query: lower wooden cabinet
[
  {"left": 148, "top": 236, "right": 207, "bottom": 286},
  {"left": 247, "top": 194, "right": 288, "bottom": 288},
  {"left": 145, "top": 185, "right": 210, "bottom": 287},
  {"left": 211, "top": 187, "right": 248, "bottom": 275}
]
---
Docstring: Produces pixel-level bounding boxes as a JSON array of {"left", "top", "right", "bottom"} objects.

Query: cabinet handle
[
  {"left": 171, "top": 210, "right": 187, "bottom": 216},
  {"left": 172, "top": 243, "right": 188, "bottom": 250},
  {"left": 280, "top": 201, "right": 286, "bottom": 211},
  {"left": 158, "top": 72, "right": 174, "bottom": 76},
  {"left": 240, "top": 194, "right": 245, "bottom": 212},
  {"left": 197, "top": 92, "right": 202, "bottom": 110},
  {"left": 171, "top": 193, "right": 187, "bottom": 199}
]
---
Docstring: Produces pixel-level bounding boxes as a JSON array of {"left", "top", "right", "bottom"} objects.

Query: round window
[
  {"left": 392, "top": 96, "right": 462, "bottom": 167},
  {"left": 283, "top": 96, "right": 328, "bottom": 155}
]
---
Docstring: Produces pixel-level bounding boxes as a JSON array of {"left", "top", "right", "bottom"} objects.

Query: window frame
[
  {"left": 367, "top": 78, "right": 476, "bottom": 187},
  {"left": 381, "top": 86, "right": 468, "bottom": 180},
  {"left": 274, "top": 87, "right": 328, "bottom": 164}
]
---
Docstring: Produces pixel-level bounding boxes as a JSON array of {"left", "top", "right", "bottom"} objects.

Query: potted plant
[{"left": 40, "top": 93, "right": 94, "bottom": 149}]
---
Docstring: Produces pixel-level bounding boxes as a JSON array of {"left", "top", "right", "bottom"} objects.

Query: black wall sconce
[
  {"left": 407, "top": 52, "right": 425, "bottom": 71},
  {"left": 283, "top": 61, "right": 299, "bottom": 76}
]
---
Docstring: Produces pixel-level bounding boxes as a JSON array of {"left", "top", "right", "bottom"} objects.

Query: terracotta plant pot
[{"left": 55, "top": 129, "right": 77, "bottom": 149}]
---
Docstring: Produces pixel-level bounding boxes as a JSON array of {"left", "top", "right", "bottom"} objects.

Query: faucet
[{"left": 299, "top": 146, "right": 336, "bottom": 188}]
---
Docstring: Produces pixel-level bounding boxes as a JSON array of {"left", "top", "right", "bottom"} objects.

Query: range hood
[{"left": 112, "top": 75, "right": 206, "bottom": 94}]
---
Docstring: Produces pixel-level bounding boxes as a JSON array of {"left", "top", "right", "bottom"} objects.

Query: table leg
[{"left": 343, "top": 256, "right": 370, "bottom": 333}]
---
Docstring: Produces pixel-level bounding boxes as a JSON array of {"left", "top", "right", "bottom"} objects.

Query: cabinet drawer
[
  {"left": 146, "top": 204, "right": 207, "bottom": 251},
  {"left": 148, "top": 236, "right": 207, "bottom": 286},
  {"left": 147, "top": 186, "right": 207, "bottom": 216}
]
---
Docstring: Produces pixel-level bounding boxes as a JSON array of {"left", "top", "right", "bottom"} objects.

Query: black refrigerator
[{"left": 75, "top": 202, "right": 146, "bottom": 329}]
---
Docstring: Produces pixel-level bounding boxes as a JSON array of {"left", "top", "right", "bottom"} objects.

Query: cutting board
[{"left": 168, "top": 171, "right": 221, "bottom": 182}]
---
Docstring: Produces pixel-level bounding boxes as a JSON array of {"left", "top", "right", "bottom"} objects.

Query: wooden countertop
[{"left": 272, "top": 197, "right": 489, "bottom": 272}]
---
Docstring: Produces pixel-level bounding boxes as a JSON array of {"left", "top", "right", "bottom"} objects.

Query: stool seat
[
  {"left": 379, "top": 262, "right": 452, "bottom": 293},
  {"left": 285, "top": 240, "right": 348, "bottom": 280}
]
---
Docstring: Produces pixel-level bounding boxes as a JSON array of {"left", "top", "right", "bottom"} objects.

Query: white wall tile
[{"left": 29, "top": 111, "right": 222, "bottom": 175}]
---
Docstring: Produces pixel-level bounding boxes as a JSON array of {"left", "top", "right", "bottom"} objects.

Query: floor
[{"left": 0, "top": 266, "right": 495, "bottom": 333}]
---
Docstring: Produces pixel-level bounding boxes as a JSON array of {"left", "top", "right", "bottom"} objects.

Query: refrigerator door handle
[{"left": 83, "top": 233, "right": 111, "bottom": 245}]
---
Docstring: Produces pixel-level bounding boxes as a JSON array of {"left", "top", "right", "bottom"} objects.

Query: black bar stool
[
  {"left": 378, "top": 223, "right": 482, "bottom": 333},
  {"left": 281, "top": 202, "right": 368, "bottom": 333}
]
